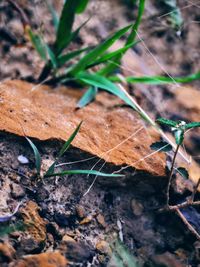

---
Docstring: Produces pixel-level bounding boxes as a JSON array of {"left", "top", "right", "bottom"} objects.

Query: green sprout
[
  {"left": 154, "top": 118, "right": 200, "bottom": 207},
  {"left": 26, "top": 122, "right": 124, "bottom": 180}
]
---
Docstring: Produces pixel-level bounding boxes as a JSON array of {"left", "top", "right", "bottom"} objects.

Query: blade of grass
[
  {"left": 70, "top": 17, "right": 91, "bottom": 46},
  {"left": 45, "top": 0, "right": 59, "bottom": 31},
  {"left": 45, "top": 44, "right": 57, "bottom": 68},
  {"left": 109, "top": 71, "right": 200, "bottom": 84},
  {"left": 86, "top": 41, "right": 139, "bottom": 68},
  {"left": 76, "top": 0, "right": 89, "bottom": 13},
  {"left": 45, "top": 122, "right": 82, "bottom": 176},
  {"left": 45, "top": 169, "right": 124, "bottom": 177},
  {"left": 163, "top": 0, "right": 183, "bottom": 29},
  {"left": 77, "top": 86, "right": 98, "bottom": 108},
  {"left": 98, "top": 0, "right": 145, "bottom": 76},
  {"left": 54, "top": 0, "right": 81, "bottom": 54},
  {"left": 26, "top": 26, "right": 47, "bottom": 61},
  {"left": 57, "top": 47, "right": 90, "bottom": 67},
  {"left": 26, "top": 137, "right": 41, "bottom": 175},
  {"left": 69, "top": 24, "right": 132, "bottom": 75},
  {"left": 77, "top": 72, "right": 139, "bottom": 111}
]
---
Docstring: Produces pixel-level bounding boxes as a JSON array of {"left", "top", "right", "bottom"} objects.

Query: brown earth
[{"left": 0, "top": 0, "right": 200, "bottom": 266}]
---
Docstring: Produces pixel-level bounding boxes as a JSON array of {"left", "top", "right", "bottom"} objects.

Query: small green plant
[
  {"left": 8, "top": 0, "right": 200, "bottom": 111},
  {"left": 161, "top": 0, "right": 183, "bottom": 30},
  {"left": 151, "top": 118, "right": 200, "bottom": 239},
  {"left": 26, "top": 122, "right": 124, "bottom": 180}
]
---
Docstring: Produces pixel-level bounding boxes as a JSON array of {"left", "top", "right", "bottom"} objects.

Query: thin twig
[
  {"left": 167, "top": 201, "right": 200, "bottom": 211},
  {"left": 166, "top": 144, "right": 180, "bottom": 206},
  {"left": 175, "top": 208, "right": 200, "bottom": 240}
]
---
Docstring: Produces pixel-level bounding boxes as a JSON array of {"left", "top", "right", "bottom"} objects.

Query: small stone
[
  {"left": 131, "top": 199, "right": 144, "bottom": 216},
  {"left": 96, "top": 240, "right": 112, "bottom": 256},
  {"left": 62, "top": 235, "right": 76, "bottom": 243},
  {"left": 17, "top": 155, "right": 29, "bottom": 164},
  {"left": 76, "top": 205, "right": 86, "bottom": 219},
  {"left": 0, "top": 242, "right": 16, "bottom": 262},
  {"left": 79, "top": 215, "right": 92, "bottom": 225},
  {"left": 10, "top": 183, "right": 25, "bottom": 199},
  {"left": 96, "top": 214, "right": 106, "bottom": 228}
]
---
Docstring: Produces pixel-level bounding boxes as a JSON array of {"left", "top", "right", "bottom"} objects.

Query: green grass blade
[
  {"left": 87, "top": 41, "right": 138, "bottom": 68},
  {"left": 57, "top": 47, "right": 90, "bottom": 66},
  {"left": 185, "top": 122, "right": 200, "bottom": 129},
  {"left": 27, "top": 27, "right": 47, "bottom": 61},
  {"left": 77, "top": 72, "right": 138, "bottom": 111},
  {"left": 45, "top": 169, "right": 124, "bottom": 178},
  {"left": 76, "top": 0, "right": 89, "bottom": 13},
  {"left": 45, "top": 0, "right": 59, "bottom": 30},
  {"left": 45, "top": 45, "right": 57, "bottom": 68},
  {"left": 98, "top": 0, "right": 145, "bottom": 76},
  {"left": 126, "top": 0, "right": 145, "bottom": 45},
  {"left": 156, "top": 118, "right": 177, "bottom": 127},
  {"left": 69, "top": 24, "right": 132, "bottom": 75},
  {"left": 55, "top": 0, "right": 80, "bottom": 54},
  {"left": 70, "top": 17, "right": 91, "bottom": 44},
  {"left": 77, "top": 87, "right": 98, "bottom": 108},
  {"left": 58, "top": 121, "right": 82, "bottom": 158},
  {"left": 163, "top": 0, "right": 183, "bottom": 29},
  {"left": 45, "top": 122, "right": 82, "bottom": 176},
  {"left": 109, "top": 72, "right": 200, "bottom": 84},
  {"left": 26, "top": 137, "right": 41, "bottom": 175}
]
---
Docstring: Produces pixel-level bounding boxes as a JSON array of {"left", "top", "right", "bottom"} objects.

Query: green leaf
[
  {"left": 26, "top": 137, "right": 41, "bottom": 175},
  {"left": 185, "top": 122, "right": 200, "bottom": 130},
  {"left": 45, "top": 169, "right": 124, "bottom": 178},
  {"left": 70, "top": 17, "right": 91, "bottom": 45},
  {"left": 163, "top": 0, "right": 183, "bottom": 29},
  {"left": 77, "top": 87, "right": 98, "bottom": 108},
  {"left": 150, "top": 141, "right": 172, "bottom": 152},
  {"left": 177, "top": 167, "right": 189, "bottom": 179},
  {"left": 70, "top": 24, "right": 132, "bottom": 75},
  {"left": 99, "top": 0, "right": 145, "bottom": 76},
  {"left": 109, "top": 72, "right": 200, "bottom": 84},
  {"left": 55, "top": 0, "right": 81, "bottom": 54},
  {"left": 58, "top": 122, "right": 82, "bottom": 158},
  {"left": 87, "top": 41, "right": 138, "bottom": 68},
  {"left": 57, "top": 47, "right": 90, "bottom": 66},
  {"left": 45, "top": 0, "right": 59, "bottom": 30},
  {"left": 76, "top": 0, "right": 89, "bottom": 13},
  {"left": 27, "top": 27, "right": 47, "bottom": 61},
  {"left": 174, "top": 129, "right": 184, "bottom": 145},
  {"left": 45, "top": 122, "right": 82, "bottom": 176},
  {"left": 77, "top": 72, "right": 138, "bottom": 111},
  {"left": 156, "top": 117, "right": 177, "bottom": 127},
  {"left": 45, "top": 45, "right": 57, "bottom": 68}
]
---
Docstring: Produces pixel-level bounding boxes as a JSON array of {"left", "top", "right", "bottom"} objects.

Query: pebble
[
  {"left": 76, "top": 205, "right": 86, "bottom": 219},
  {"left": 96, "top": 214, "right": 106, "bottom": 228},
  {"left": 131, "top": 198, "right": 144, "bottom": 216},
  {"left": 17, "top": 155, "right": 29, "bottom": 164},
  {"left": 96, "top": 240, "right": 112, "bottom": 256},
  {"left": 79, "top": 215, "right": 92, "bottom": 225}
]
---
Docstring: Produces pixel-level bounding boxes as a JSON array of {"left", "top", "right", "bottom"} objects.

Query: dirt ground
[{"left": 0, "top": 0, "right": 200, "bottom": 266}]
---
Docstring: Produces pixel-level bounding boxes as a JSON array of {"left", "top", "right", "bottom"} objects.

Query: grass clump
[{"left": 26, "top": 122, "right": 124, "bottom": 180}]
